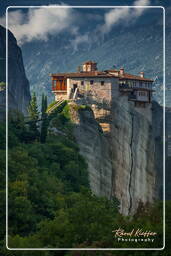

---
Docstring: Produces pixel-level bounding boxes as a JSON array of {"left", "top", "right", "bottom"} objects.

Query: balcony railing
[
  {"left": 119, "top": 84, "right": 130, "bottom": 89},
  {"left": 119, "top": 83, "right": 152, "bottom": 90},
  {"left": 128, "top": 94, "right": 137, "bottom": 100}
]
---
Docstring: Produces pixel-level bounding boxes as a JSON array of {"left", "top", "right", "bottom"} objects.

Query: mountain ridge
[{"left": 21, "top": 23, "right": 169, "bottom": 106}]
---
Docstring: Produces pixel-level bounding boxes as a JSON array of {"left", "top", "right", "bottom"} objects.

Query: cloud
[
  {"left": 0, "top": 1, "right": 152, "bottom": 47},
  {"left": 101, "top": 0, "right": 151, "bottom": 33},
  {"left": 133, "top": 0, "right": 151, "bottom": 15},
  {"left": 70, "top": 34, "right": 89, "bottom": 51},
  {"left": 0, "top": 5, "right": 76, "bottom": 44}
]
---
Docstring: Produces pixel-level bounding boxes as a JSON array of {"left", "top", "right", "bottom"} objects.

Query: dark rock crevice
[{"left": 128, "top": 112, "right": 134, "bottom": 214}]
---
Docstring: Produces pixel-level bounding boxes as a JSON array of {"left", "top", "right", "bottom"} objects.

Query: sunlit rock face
[
  {"left": 0, "top": 25, "right": 31, "bottom": 118},
  {"left": 69, "top": 95, "right": 162, "bottom": 215}
]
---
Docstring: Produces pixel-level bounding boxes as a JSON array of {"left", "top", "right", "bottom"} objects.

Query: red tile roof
[
  {"left": 51, "top": 70, "right": 153, "bottom": 82},
  {"left": 83, "top": 61, "right": 97, "bottom": 64},
  {"left": 51, "top": 71, "right": 114, "bottom": 78},
  {"left": 119, "top": 73, "right": 153, "bottom": 82},
  {"left": 107, "top": 69, "right": 153, "bottom": 82}
]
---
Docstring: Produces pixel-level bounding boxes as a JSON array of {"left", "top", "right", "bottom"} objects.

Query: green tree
[
  {"left": 41, "top": 94, "right": 47, "bottom": 116},
  {"left": 28, "top": 92, "right": 39, "bottom": 121},
  {"left": 28, "top": 92, "right": 39, "bottom": 140},
  {"left": 40, "top": 94, "right": 48, "bottom": 143}
]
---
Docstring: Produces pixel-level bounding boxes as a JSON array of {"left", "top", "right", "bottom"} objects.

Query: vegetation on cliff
[
  {"left": 0, "top": 95, "right": 168, "bottom": 255},
  {"left": 0, "top": 82, "right": 6, "bottom": 91}
]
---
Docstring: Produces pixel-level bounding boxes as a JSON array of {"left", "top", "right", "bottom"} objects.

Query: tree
[
  {"left": 40, "top": 94, "right": 48, "bottom": 143},
  {"left": 28, "top": 92, "right": 39, "bottom": 121},
  {"left": 41, "top": 94, "right": 47, "bottom": 116},
  {"left": 28, "top": 92, "right": 39, "bottom": 140}
]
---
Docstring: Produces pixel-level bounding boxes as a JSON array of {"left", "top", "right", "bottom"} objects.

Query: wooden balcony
[{"left": 52, "top": 90, "right": 67, "bottom": 93}]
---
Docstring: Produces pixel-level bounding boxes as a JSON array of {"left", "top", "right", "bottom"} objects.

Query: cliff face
[
  {"left": 109, "top": 97, "right": 156, "bottom": 215},
  {"left": 0, "top": 25, "right": 31, "bottom": 118},
  {"left": 69, "top": 96, "right": 161, "bottom": 215},
  {"left": 69, "top": 104, "right": 113, "bottom": 199},
  {"left": 165, "top": 108, "right": 171, "bottom": 199}
]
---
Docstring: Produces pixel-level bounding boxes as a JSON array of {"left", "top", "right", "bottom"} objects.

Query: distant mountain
[{"left": 21, "top": 23, "right": 170, "bottom": 106}]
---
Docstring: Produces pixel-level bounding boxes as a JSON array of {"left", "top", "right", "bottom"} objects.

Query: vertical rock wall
[
  {"left": 70, "top": 94, "right": 160, "bottom": 215},
  {"left": 0, "top": 25, "right": 31, "bottom": 118},
  {"left": 69, "top": 103, "right": 113, "bottom": 199},
  {"left": 110, "top": 97, "right": 156, "bottom": 215}
]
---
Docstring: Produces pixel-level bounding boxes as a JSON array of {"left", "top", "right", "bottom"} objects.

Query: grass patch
[{"left": 72, "top": 104, "right": 91, "bottom": 112}]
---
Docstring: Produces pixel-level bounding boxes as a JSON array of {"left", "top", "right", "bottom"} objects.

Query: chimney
[
  {"left": 140, "top": 72, "right": 144, "bottom": 78},
  {"left": 77, "top": 65, "right": 81, "bottom": 72},
  {"left": 120, "top": 67, "right": 124, "bottom": 76}
]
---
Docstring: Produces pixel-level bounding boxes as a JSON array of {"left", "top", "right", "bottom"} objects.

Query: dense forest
[{"left": 0, "top": 94, "right": 170, "bottom": 255}]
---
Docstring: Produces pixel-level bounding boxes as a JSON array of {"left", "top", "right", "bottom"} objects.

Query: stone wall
[{"left": 67, "top": 77, "right": 118, "bottom": 102}]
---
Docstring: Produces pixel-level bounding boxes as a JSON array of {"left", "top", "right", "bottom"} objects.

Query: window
[
  {"left": 81, "top": 81, "right": 84, "bottom": 86},
  {"left": 101, "top": 81, "right": 104, "bottom": 85},
  {"left": 139, "top": 91, "right": 147, "bottom": 96},
  {"left": 90, "top": 80, "right": 94, "bottom": 85}
]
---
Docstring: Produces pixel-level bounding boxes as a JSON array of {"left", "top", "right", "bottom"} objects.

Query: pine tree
[
  {"left": 40, "top": 94, "right": 48, "bottom": 143},
  {"left": 41, "top": 94, "right": 47, "bottom": 118},
  {"left": 44, "top": 96, "right": 47, "bottom": 114},
  {"left": 28, "top": 92, "right": 39, "bottom": 140},
  {"left": 28, "top": 92, "right": 39, "bottom": 121}
]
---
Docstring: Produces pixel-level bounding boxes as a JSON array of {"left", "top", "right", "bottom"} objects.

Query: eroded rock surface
[
  {"left": 69, "top": 96, "right": 162, "bottom": 215},
  {"left": 0, "top": 25, "right": 31, "bottom": 118}
]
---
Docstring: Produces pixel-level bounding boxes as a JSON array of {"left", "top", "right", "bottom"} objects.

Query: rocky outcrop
[
  {"left": 70, "top": 96, "right": 161, "bottom": 215},
  {"left": 0, "top": 25, "right": 31, "bottom": 119}
]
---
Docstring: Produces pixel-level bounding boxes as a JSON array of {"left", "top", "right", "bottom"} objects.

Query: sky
[{"left": 0, "top": 0, "right": 165, "bottom": 47}]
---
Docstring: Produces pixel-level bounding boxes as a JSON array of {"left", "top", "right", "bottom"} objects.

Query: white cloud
[
  {"left": 101, "top": 0, "right": 151, "bottom": 34},
  {"left": 0, "top": 1, "right": 152, "bottom": 46},
  {"left": 134, "top": 0, "right": 150, "bottom": 7},
  {"left": 0, "top": 5, "right": 76, "bottom": 44},
  {"left": 101, "top": 8, "right": 129, "bottom": 33},
  {"left": 70, "top": 34, "right": 89, "bottom": 51},
  {"left": 133, "top": 0, "right": 151, "bottom": 15}
]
